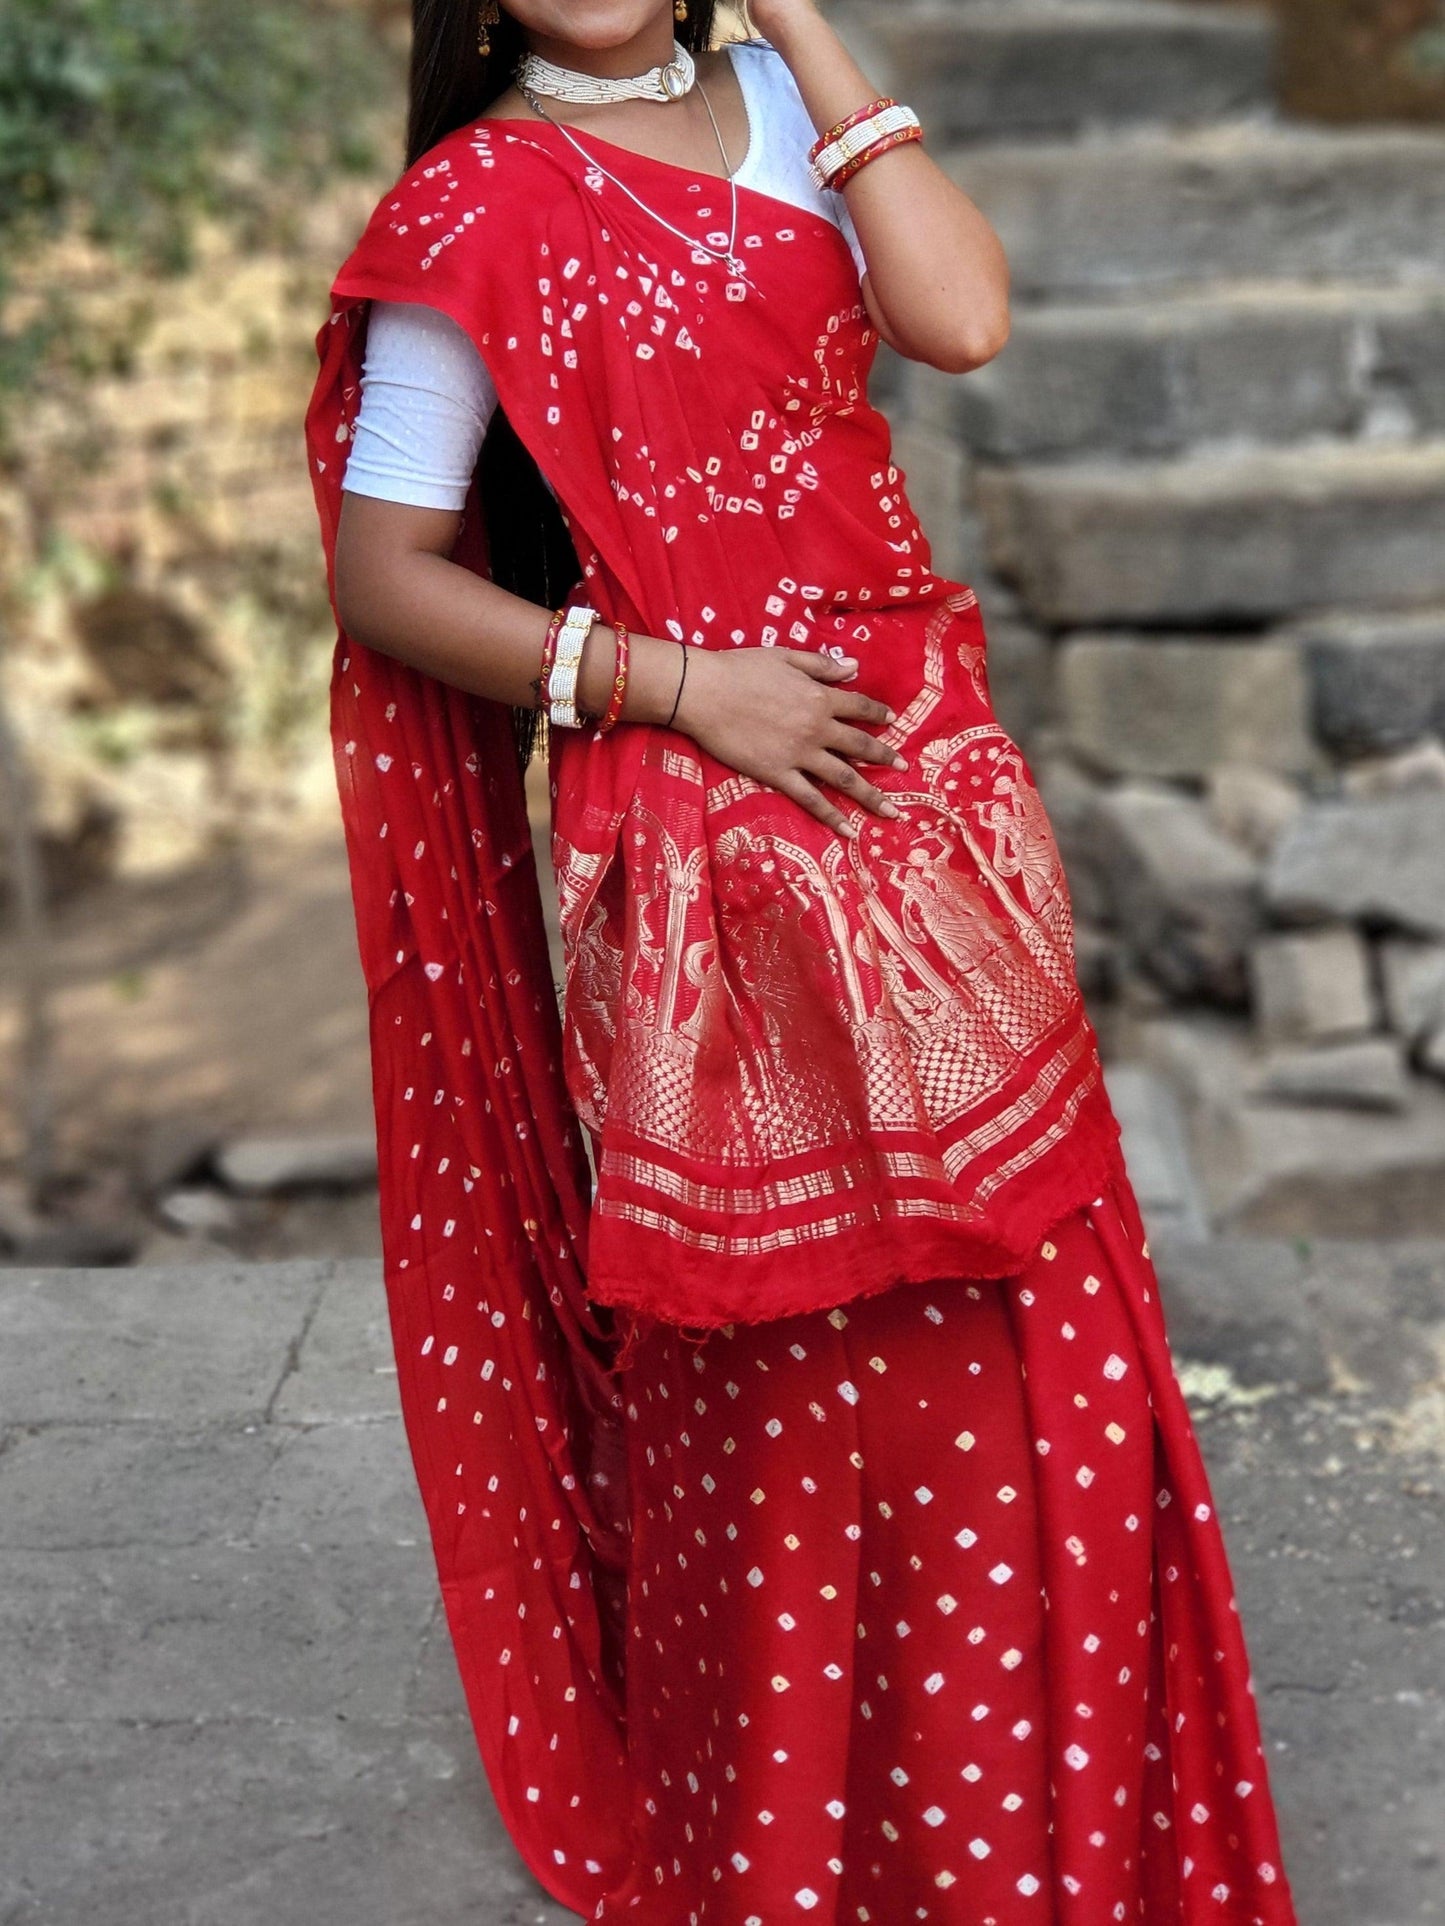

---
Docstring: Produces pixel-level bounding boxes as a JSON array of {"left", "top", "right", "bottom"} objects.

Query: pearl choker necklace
[{"left": 516, "top": 39, "right": 696, "bottom": 105}]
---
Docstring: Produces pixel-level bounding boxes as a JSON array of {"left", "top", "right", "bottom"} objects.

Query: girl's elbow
[{"left": 932, "top": 307, "right": 1011, "bottom": 375}]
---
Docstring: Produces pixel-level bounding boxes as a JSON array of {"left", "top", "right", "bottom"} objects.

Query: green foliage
[{"left": 0, "top": 0, "right": 389, "bottom": 389}]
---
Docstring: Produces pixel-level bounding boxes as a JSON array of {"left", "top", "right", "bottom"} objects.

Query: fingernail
[
  {"left": 892, "top": 756, "right": 908, "bottom": 771},
  {"left": 880, "top": 801, "right": 901, "bottom": 820},
  {"left": 883, "top": 708, "right": 897, "bottom": 723},
  {"left": 841, "top": 821, "right": 860, "bottom": 839}
]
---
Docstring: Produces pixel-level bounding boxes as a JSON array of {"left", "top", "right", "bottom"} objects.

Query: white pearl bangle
[
  {"left": 548, "top": 605, "right": 597, "bottom": 729},
  {"left": 808, "top": 104, "right": 921, "bottom": 191}
]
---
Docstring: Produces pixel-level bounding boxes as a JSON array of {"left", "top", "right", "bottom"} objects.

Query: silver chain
[{"left": 517, "top": 75, "right": 744, "bottom": 277}]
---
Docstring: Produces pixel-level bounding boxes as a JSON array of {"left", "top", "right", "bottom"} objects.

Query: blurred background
[
  {"left": 4, "top": 2, "right": 1445, "bottom": 1920},
  {"left": 3, "top": 0, "right": 1445, "bottom": 1266}
]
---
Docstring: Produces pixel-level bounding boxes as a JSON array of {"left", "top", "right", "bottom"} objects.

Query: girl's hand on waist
[{"left": 671, "top": 645, "right": 905, "bottom": 840}]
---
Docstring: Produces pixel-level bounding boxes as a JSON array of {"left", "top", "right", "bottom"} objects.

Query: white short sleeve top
[{"left": 342, "top": 39, "right": 867, "bottom": 513}]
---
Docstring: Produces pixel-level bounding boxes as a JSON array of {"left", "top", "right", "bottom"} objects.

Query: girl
[{"left": 306, "top": 1, "right": 1299, "bottom": 1917}]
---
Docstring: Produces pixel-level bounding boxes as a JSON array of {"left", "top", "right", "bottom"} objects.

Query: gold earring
[
  {"left": 674, "top": 0, "right": 688, "bottom": 19},
  {"left": 478, "top": 0, "right": 500, "bottom": 56}
]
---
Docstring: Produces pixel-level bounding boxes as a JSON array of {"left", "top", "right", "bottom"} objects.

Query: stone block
[
  {"left": 951, "top": 287, "right": 1442, "bottom": 463},
  {"left": 0, "top": 1540, "right": 434, "bottom": 1724},
  {"left": 1206, "top": 763, "right": 1304, "bottom": 862},
  {"left": 977, "top": 443, "right": 1445, "bottom": 627},
  {"left": 1249, "top": 927, "right": 1375, "bottom": 1045},
  {"left": 0, "top": 1261, "right": 329, "bottom": 1424},
  {"left": 1422, "top": 1026, "right": 1445, "bottom": 1083},
  {"left": 1375, "top": 303, "right": 1445, "bottom": 436},
  {"left": 984, "top": 612, "right": 1054, "bottom": 747},
  {"left": 158, "top": 1185, "right": 240, "bottom": 1235},
  {"left": 1379, "top": 939, "right": 1445, "bottom": 1044},
  {"left": 869, "top": 2, "right": 1275, "bottom": 143},
  {"left": 214, "top": 1132, "right": 379, "bottom": 1195},
  {"left": 1295, "top": 608, "right": 1445, "bottom": 757},
  {"left": 952, "top": 308, "right": 1180, "bottom": 461},
  {"left": 1, "top": 1715, "right": 574, "bottom": 1926},
  {"left": 1265, "top": 793, "right": 1445, "bottom": 937},
  {"left": 253, "top": 1418, "right": 426, "bottom": 1549},
  {"left": 1102, "top": 1062, "right": 1209, "bottom": 1240},
  {"left": 954, "top": 125, "right": 1445, "bottom": 299},
  {"left": 1058, "top": 634, "right": 1312, "bottom": 779},
  {"left": 1082, "top": 782, "right": 1260, "bottom": 1002},
  {"left": 0, "top": 1423, "right": 274, "bottom": 1551},
  {"left": 1342, "top": 737, "right": 1445, "bottom": 797},
  {"left": 271, "top": 1263, "right": 399, "bottom": 1425},
  {"left": 1252, "top": 1037, "right": 1411, "bottom": 1112},
  {"left": 1131, "top": 1011, "right": 1445, "bottom": 1235}
]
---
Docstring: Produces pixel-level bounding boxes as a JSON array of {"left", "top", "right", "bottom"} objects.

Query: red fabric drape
[
  {"left": 315, "top": 117, "right": 1127, "bottom": 1331},
  {"left": 606, "top": 1178, "right": 1297, "bottom": 1924},
  {"left": 309, "top": 307, "right": 635, "bottom": 1893},
  {"left": 306, "top": 108, "right": 1296, "bottom": 1921}
]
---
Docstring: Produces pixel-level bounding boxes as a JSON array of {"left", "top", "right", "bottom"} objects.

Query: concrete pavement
[{"left": 2, "top": 1245, "right": 1442, "bottom": 1924}]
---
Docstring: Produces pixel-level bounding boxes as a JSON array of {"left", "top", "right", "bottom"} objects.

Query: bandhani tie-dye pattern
[
  {"left": 313, "top": 115, "right": 1127, "bottom": 1329},
  {"left": 304, "top": 103, "right": 1299, "bottom": 1926},
  {"left": 612, "top": 1182, "right": 1294, "bottom": 1923}
]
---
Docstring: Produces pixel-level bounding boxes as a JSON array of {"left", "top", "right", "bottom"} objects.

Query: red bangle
[
  {"left": 808, "top": 97, "right": 896, "bottom": 165},
  {"left": 535, "top": 606, "right": 566, "bottom": 710},
  {"left": 595, "top": 622, "right": 630, "bottom": 733},
  {"left": 829, "top": 123, "right": 924, "bottom": 190}
]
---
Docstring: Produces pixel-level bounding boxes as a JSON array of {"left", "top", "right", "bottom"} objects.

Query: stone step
[
  {"left": 863, "top": 0, "right": 1277, "bottom": 141},
  {"left": 1124, "top": 1012, "right": 1445, "bottom": 1239},
  {"left": 906, "top": 283, "right": 1445, "bottom": 461},
  {"left": 976, "top": 440, "right": 1445, "bottom": 626},
  {"left": 949, "top": 125, "right": 1445, "bottom": 296},
  {"left": 1102, "top": 1060, "right": 1211, "bottom": 1240}
]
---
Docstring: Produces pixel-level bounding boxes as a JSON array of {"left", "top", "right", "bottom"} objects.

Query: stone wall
[{"left": 857, "top": 0, "right": 1445, "bottom": 1235}]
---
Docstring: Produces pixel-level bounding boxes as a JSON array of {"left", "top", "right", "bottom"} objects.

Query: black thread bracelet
[{"left": 666, "top": 641, "right": 689, "bottom": 729}]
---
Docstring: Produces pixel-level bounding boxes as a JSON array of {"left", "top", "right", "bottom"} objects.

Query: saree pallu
[
  {"left": 306, "top": 101, "right": 1297, "bottom": 1926},
  {"left": 318, "top": 114, "right": 1125, "bottom": 1331}
]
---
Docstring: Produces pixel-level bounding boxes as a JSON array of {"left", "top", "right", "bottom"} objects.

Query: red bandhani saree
[{"left": 307, "top": 107, "right": 1297, "bottom": 1924}]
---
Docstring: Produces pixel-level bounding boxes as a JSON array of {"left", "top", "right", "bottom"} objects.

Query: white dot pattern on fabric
[
  {"left": 341, "top": 39, "right": 867, "bottom": 515},
  {"left": 597, "top": 1196, "right": 1295, "bottom": 1921},
  {"left": 311, "top": 76, "right": 1299, "bottom": 1926}
]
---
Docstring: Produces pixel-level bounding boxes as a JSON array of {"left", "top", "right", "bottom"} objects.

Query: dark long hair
[{"left": 406, "top": 0, "right": 721, "bottom": 761}]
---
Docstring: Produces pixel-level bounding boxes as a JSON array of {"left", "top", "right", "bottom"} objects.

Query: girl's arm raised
[{"left": 747, "top": 0, "right": 1011, "bottom": 374}]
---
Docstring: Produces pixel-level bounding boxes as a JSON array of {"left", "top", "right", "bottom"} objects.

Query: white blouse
[{"left": 342, "top": 38, "right": 867, "bottom": 512}]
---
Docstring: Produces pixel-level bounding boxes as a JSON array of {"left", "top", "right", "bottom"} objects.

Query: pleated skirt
[{"left": 590, "top": 1177, "right": 1297, "bottom": 1924}]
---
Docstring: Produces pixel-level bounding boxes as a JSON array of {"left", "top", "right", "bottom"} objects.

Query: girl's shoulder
[{"left": 335, "top": 118, "right": 578, "bottom": 300}]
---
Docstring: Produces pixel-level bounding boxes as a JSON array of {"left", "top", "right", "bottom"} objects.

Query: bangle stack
[
  {"left": 807, "top": 97, "right": 923, "bottom": 192},
  {"left": 538, "top": 603, "right": 633, "bottom": 732}
]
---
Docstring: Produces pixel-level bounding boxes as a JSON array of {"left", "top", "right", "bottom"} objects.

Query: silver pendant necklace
[{"left": 518, "top": 75, "right": 745, "bottom": 278}]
